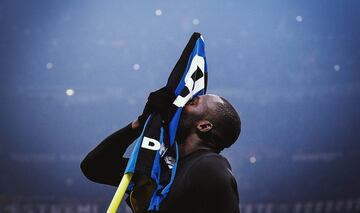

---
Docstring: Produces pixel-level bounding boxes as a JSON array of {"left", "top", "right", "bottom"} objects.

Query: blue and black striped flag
[{"left": 125, "top": 32, "right": 208, "bottom": 211}]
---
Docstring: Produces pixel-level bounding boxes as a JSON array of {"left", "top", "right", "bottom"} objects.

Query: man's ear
[{"left": 196, "top": 120, "right": 213, "bottom": 132}]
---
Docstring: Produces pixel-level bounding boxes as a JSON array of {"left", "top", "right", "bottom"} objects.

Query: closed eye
[
  {"left": 186, "top": 99, "right": 195, "bottom": 105},
  {"left": 187, "top": 96, "right": 198, "bottom": 105}
]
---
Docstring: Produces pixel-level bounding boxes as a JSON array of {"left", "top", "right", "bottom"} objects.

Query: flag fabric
[{"left": 125, "top": 32, "right": 208, "bottom": 211}]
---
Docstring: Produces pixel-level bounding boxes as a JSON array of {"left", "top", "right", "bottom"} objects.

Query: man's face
[{"left": 176, "top": 94, "right": 224, "bottom": 143}]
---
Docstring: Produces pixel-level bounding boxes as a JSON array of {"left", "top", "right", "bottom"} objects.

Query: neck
[{"left": 178, "top": 133, "right": 212, "bottom": 159}]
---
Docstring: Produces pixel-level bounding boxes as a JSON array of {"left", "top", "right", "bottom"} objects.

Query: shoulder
[
  {"left": 192, "top": 151, "right": 232, "bottom": 172},
  {"left": 179, "top": 151, "right": 240, "bottom": 212},
  {"left": 186, "top": 151, "right": 236, "bottom": 187}
]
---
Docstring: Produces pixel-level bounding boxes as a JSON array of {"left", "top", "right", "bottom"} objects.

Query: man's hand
[{"left": 135, "top": 86, "right": 176, "bottom": 129}]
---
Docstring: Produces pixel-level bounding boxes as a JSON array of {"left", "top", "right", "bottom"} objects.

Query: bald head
[{"left": 177, "top": 94, "right": 241, "bottom": 152}]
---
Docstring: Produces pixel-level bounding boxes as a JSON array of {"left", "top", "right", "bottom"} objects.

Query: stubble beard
[{"left": 175, "top": 111, "right": 201, "bottom": 145}]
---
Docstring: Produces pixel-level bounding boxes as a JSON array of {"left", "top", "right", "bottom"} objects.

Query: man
[{"left": 81, "top": 88, "right": 241, "bottom": 213}]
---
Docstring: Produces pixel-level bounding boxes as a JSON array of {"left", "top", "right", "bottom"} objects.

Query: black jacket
[{"left": 81, "top": 123, "right": 240, "bottom": 213}]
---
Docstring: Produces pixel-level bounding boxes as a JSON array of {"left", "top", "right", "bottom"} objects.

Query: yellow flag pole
[{"left": 107, "top": 173, "right": 133, "bottom": 213}]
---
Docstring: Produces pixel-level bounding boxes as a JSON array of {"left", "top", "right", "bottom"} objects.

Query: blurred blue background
[{"left": 1, "top": 0, "right": 360, "bottom": 212}]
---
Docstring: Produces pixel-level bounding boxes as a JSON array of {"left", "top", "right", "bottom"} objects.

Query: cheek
[
  {"left": 181, "top": 106, "right": 203, "bottom": 124},
  {"left": 184, "top": 104, "right": 198, "bottom": 114},
  {"left": 182, "top": 105, "right": 192, "bottom": 116},
  {"left": 180, "top": 107, "right": 193, "bottom": 123}
]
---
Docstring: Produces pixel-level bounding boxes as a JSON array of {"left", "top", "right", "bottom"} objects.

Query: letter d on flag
[{"left": 141, "top": 137, "right": 161, "bottom": 151}]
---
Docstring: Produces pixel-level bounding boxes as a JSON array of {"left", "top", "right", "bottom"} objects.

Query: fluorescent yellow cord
[{"left": 107, "top": 173, "right": 133, "bottom": 213}]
